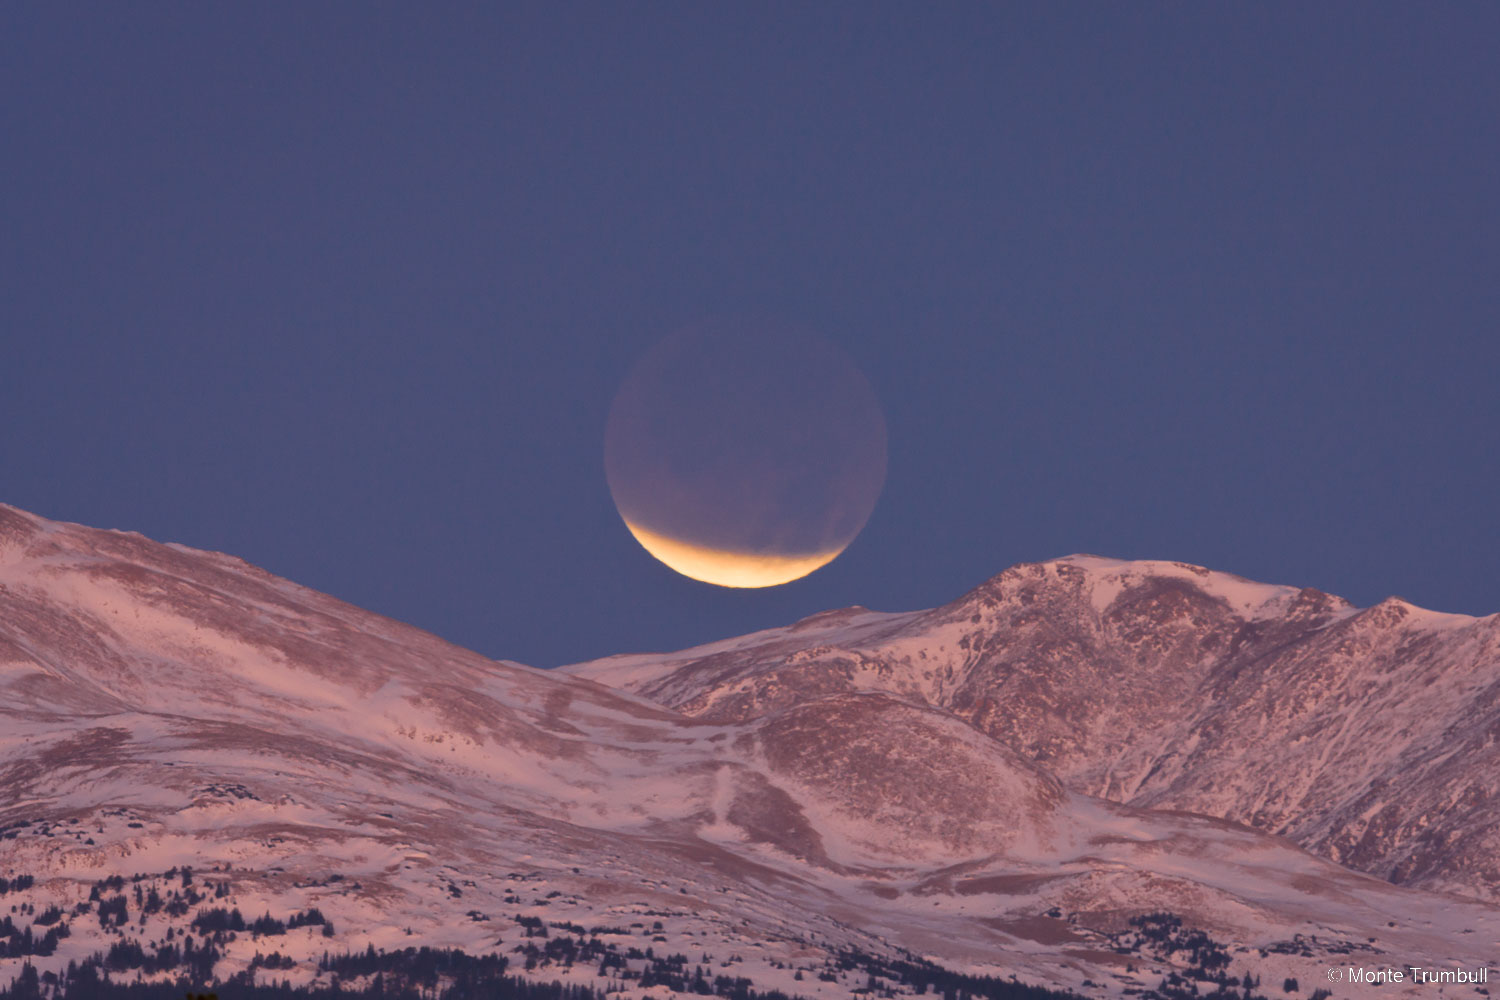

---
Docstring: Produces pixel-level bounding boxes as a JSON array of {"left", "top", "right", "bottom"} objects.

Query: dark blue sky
[{"left": 4, "top": 4, "right": 1497, "bottom": 667}]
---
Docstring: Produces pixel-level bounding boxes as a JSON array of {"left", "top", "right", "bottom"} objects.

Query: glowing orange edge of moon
[{"left": 621, "top": 518, "right": 846, "bottom": 588}]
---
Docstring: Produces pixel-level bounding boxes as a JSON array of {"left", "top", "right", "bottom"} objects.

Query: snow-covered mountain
[
  {"left": 567, "top": 556, "right": 1500, "bottom": 904},
  {"left": 2, "top": 505, "right": 1496, "bottom": 1000}
]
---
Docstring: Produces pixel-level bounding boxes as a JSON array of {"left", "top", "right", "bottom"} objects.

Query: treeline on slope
[
  {"left": 828, "top": 950, "right": 1088, "bottom": 1000},
  {"left": 191, "top": 910, "right": 333, "bottom": 938},
  {"left": 0, "top": 963, "right": 601, "bottom": 1000},
  {"left": 0, "top": 870, "right": 312, "bottom": 965},
  {"left": 1099, "top": 914, "right": 1340, "bottom": 1000},
  {"left": 3, "top": 864, "right": 1272, "bottom": 1000},
  {"left": 0, "top": 917, "right": 70, "bottom": 959},
  {"left": 0, "top": 941, "right": 1097, "bottom": 1000}
]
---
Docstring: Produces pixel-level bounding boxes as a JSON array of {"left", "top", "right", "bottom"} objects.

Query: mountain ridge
[
  {"left": 2, "top": 503, "right": 1496, "bottom": 999},
  {"left": 566, "top": 553, "right": 1500, "bottom": 902}
]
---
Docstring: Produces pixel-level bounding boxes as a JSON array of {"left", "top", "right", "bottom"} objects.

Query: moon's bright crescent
[{"left": 621, "top": 519, "right": 845, "bottom": 588}]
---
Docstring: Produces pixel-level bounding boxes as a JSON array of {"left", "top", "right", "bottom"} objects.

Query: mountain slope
[
  {"left": 2, "top": 505, "right": 1496, "bottom": 1000},
  {"left": 566, "top": 555, "right": 1500, "bottom": 902}
]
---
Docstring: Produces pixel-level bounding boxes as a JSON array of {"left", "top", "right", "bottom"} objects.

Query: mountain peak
[{"left": 567, "top": 551, "right": 1500, "bottom": 904}]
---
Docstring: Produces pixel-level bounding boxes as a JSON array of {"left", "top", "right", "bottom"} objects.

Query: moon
[{"left": 604, "top": 323, "right": 887, "bottom": 588}]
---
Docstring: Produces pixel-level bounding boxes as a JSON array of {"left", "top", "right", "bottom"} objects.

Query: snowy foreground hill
[{"left": 1, "top": 504, "right": 1496, "bottom": 1000}]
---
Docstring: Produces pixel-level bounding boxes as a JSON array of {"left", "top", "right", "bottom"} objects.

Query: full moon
[{"left": 604, "top": 323, "right": 887, "bottom": 588}]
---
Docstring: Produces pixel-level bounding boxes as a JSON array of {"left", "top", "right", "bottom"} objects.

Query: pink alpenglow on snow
[{"left": 1, "top": 503, "right": 1497, "bottom": 1000}]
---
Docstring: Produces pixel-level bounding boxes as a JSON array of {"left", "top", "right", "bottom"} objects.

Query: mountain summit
[
  {"left": 568, "top": 554, "right": 1500, "bottom": 902},
  {"left": 2, "top": 505, "right": 1496, "bottom": 999}
]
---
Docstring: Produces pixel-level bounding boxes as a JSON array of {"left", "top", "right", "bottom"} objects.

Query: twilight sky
[{"left": 3, "top": 4, "right": 1497, "bottom": 667}]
